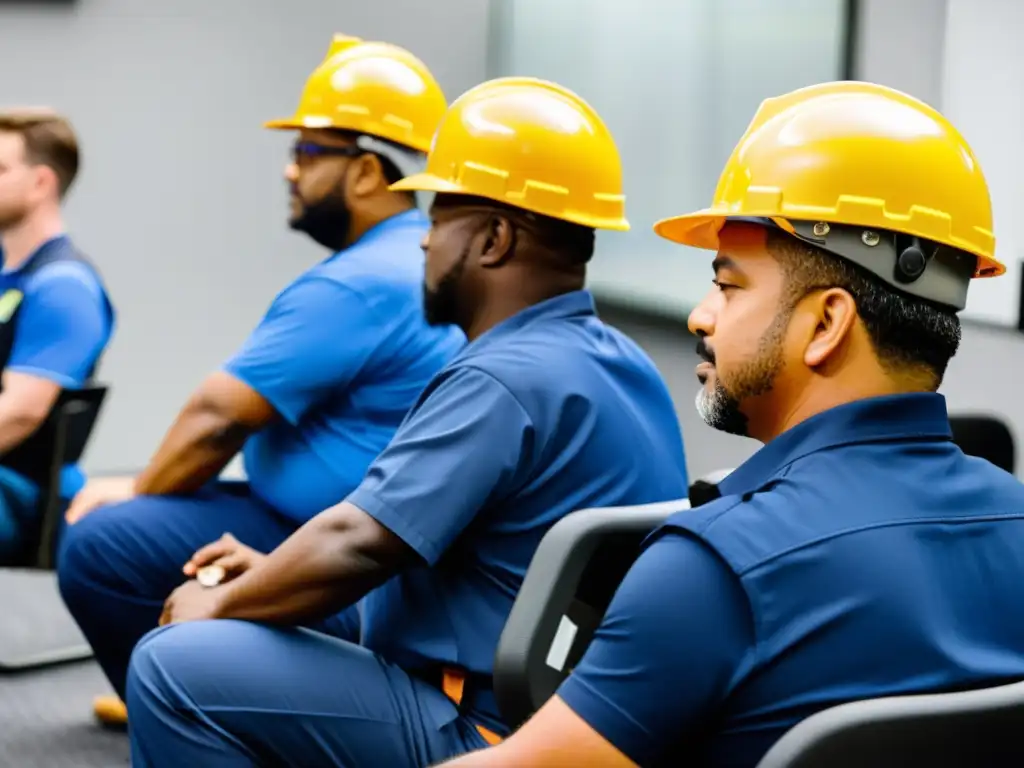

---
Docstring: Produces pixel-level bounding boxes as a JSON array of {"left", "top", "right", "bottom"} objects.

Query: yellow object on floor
[{"left": 93, "top": 694, "right": 127, "bottom": 727}]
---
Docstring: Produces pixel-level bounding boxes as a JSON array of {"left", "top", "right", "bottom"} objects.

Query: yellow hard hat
[
  {"left": 265, "top": 35, "right": 447, "bottom": 154},
  {"left": 390, "top": 76, "right": 628, "bottom": 231},
  {"left": 654, "top": 81, "right": 1002, "bottom": 287}
]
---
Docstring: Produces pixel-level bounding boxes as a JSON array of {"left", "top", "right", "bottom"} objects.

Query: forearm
[
  {"left": 434, "top": 745, "right": 521, "bottom": 767},
  {"left": 134, "top": 398, "right": 249, "bottom": 495},
  {"left": 0, "top": 396, "right": 47, "bottom": 456},
  {"left": 212, "top": 503, "right": 401, "bottom": 625}
]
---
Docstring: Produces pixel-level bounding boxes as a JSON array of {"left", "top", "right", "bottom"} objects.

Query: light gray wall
[
  {"left": 603, "top": 0, "right": 1024, "bottom": 482},
  {"left": 0, "top": 0, "right": 490, "bottom": 472},
  {"left": 853, "top": 0, "right": 947, "bottom": 110},
  {"left": 4, "top": 0, "right": 1020, "bottom": 482}
]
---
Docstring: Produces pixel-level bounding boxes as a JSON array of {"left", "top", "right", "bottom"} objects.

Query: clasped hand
[{"left": 159, "top": 533, "right": 265, "bottom": 626}]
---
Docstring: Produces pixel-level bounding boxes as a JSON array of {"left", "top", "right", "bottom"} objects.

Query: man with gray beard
[{"left": 442, "top": 81, "right": 1024, "bottom": 768}]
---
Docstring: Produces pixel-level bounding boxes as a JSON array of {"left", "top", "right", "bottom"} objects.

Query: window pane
[{"left": 490, "top": 0, "right": 848, "bottom": 317}]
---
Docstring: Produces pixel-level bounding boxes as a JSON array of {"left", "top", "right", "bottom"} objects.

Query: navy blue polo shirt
[
  {"left": 346, "top": 289, "right": 690, "bottom": 736},
  {"left": 559, "top": 393, "right": 1024, "bottom": 767},
  {"left": 224, "top": 209, "right": 466, "bottom": 522}
]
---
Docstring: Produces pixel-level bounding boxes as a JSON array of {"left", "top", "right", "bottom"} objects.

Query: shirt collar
[
  {"left": 718, "top": 392, "right": 953, "bottom": 496},
  {"left": 348, "top": 208, "right": 426, "bottom": 250},
  {"left": 462, "top": 289, "right": 597, "bottom": 353},
  {"left": 1, "top": 234, "right": 69, "bottom": 276}
]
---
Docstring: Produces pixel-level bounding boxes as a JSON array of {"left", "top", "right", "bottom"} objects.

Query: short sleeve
[
  {"left": 7, "top": 264, "right": 110, "bottom": 388},
  {"left": 557, "top": 532, "right": 754, "bottom": 766},
  {"left": 223, "top": 278, "right": 382, "bottom": 424},
  {"left": 346, "top": 366, "right": 533, "bottom": 565}
]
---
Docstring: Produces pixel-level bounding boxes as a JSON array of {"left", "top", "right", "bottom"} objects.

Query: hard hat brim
[
  {"left": 388, "top": 172, "right": 463, "bottom": 195},
  {"left": 264, "top": 115, "right": 335, "bottom": 130},
  {"left": 654, "top": 210, "right": 1007, "bottom": 279},
  {"left": 653, "top": 210, "right": 729, "bottom": 250},
  {"left": 391, "top": 173, "right": 631, "bottom": 231}
]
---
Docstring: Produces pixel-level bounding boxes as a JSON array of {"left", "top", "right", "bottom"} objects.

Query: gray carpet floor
[
  {"left": 1, "top": 567, "right": 128, "bottom": 766},
  {"left": 0, "top": 661, "right": 128, "bottom": 766}
]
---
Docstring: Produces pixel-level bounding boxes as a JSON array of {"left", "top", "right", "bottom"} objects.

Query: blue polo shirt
[
  {"left": 224, "top": 209, "right": 465, "bottom": 523},
  {"left": 0, "top": 236, "right": 114, "bottom": 497},
  {"left": 346, "top": 289, "right": 689, "bottom": 736},
  {"left": 559, "top": 393, "right": 1024, "bottom": 767}
]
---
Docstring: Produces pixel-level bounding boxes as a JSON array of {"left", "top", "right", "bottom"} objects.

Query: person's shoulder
[
  {"left": 271, "top": 267, "right": 386, "bottom": 323},
  {"left": 543, "top": 313, "right": 669, "bottom": 387},
  {"left": 954, "top": 453, "right": 1024, "bottom": 513},
  {"left": 652, "top": 482, "right": 807, "bottom": 576},
  {"left": 24, "top": 259, "right": 104, "bottom": 306},
  {"left": 637, "top": 524, "right": 738, "bottom": 581},
  {"left": 962, "top": 452, "right": 1024, "bottom": 487},
  {"left": 317, "top": 213, "right": 427, "bottom": 280},
  {"left": 444, "top": 327, "right": 666, "bottom": 430}
]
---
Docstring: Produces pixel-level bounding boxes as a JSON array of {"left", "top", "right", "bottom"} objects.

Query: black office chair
[
  {"left": 756, "top": 680, "right": 1024, "bottom": 767},
  {"left": 17, "top": 384, "right": 110, "bottom": 569},
  {"left": 948, "top": 414, "right": 1016, "bottom": 474},
  {"left": 493, "top": 469, "right": 737, "bottom": 728},
  {"left": 0, "top": 384, "right": 108, "bottom": 672},
  {"left": 492, "top": 497, "right": 689, "bottom": 729}
]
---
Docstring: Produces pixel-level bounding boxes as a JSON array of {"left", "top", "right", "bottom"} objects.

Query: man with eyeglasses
[
  {"left": 56, "top": 35, "right": 465, "bottom": 727},
  {"left": 121, "top": 75, "right": 689, "bottom": 768}
]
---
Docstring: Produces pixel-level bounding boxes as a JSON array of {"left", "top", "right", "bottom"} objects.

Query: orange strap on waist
[{"left": 442, "top": 667, "right": 504, "bottom": 746}]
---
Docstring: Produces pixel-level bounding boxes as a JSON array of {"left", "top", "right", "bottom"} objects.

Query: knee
[
  {"left": 127, "top": 621, "right": 241, "bottom": 712},
  {"left": 57, "top": 502, "right": 136, "bottom": 605},
  {"left": 126, "top": 625, "right": 183, "bottom": 708}
]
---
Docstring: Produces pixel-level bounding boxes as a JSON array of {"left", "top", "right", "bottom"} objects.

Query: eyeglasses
[{"left": 290, "top": 141, "right": 364, "bottom": 163}]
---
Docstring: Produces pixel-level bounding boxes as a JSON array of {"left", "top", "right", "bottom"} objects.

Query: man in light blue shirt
[
  {"left": 56, "top": 38, "right": 464, "bottom": 725},
  {"left": 0, "top": 109, "right": 114, "bottom": 564},
  {"left": 121, "top": 77, "right": 690, "bottom": 768}
]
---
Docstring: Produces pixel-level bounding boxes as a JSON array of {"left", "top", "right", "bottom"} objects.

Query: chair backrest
[
  {"left": 688, "top": 466, "right": 736, "bottom": 507},
  {"left": 492, "top": 468, "right": 739, "bottom": 728},
  {"left": 3, "top": 383, "right": 109, "bottom": 488},
  {"left": 948, "top": 414, "right": 1015, "bottom": 474},
  {"left": 51, "top": 385, "right": 109, "bottom": 466},
  {"left": 756, "top": 679, "right": 1024, "bottom": 768},
  {"left": 34, "top": 384, "right": 109, "bottom": 568},
  {"left": 493, "top": 497, "right": 690, "bottom": 729}
]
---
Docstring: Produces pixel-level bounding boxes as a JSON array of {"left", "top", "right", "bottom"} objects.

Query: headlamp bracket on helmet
[
  {"left": 769, "top": 218, "right": 976, "bottom": 311},
  {"left": 893, "top": 234, "right": 934, "bottom": 284}
]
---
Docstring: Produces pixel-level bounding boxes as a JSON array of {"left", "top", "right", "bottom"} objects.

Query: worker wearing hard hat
[
  {"left": 119, "top": 76, "right": 689, "bottom": 767},
  {"left": 57, "top": 36, "right": 465, "bottom": 727},
  {"left": 439, "top": 82, "right": 1024, "bottom": 768}
]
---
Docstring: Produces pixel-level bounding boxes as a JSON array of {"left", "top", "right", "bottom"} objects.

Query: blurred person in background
[
  {"left": 121, "top": 76, "right": 690, "bottom": 768},
  {"left": 0, "top": 108, "right": 114, "bottom": 565},
  {"left": 56, "top": 35, "right": 465, "bottom": 727},
  {"left": 440, "top": 82, "right": 1024, "bottom": 768}
]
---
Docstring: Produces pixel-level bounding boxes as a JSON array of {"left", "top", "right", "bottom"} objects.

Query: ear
[
  {"left": 33, "top": 164, "right": 58, "bottom": 199},
  {"left": 349, "top": 153, "right": 386, "bottom": 198},
  {"left": 803, "top": 287, "right": 858, "bottom": 368},
  {"left": 477, "top": 215, "right": 515, "bottom": 268}
]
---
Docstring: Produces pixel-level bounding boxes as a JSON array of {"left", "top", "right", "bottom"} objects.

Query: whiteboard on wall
[
  {"left": 489, "top": 0, "right": 848, "bottom": 320},
  {"left": 942, "top": 0, "right": 1024, "bottom": 328}
]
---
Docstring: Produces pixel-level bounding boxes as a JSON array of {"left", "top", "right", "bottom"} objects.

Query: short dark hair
[
  {"left": 528, "top": 213, "right": 595, "bottom": 265},
  {"left": 767, "top": 228, "right": 961, "bottom": 388},
  {"left": 373, "top": 151, "right": 416, "bottom": 204},
  {"left": 0, "top": 108, "right": 80, "bottom": 198},
  {"left": 329, "top": 128, "right": 417, "bottom": 204}
]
